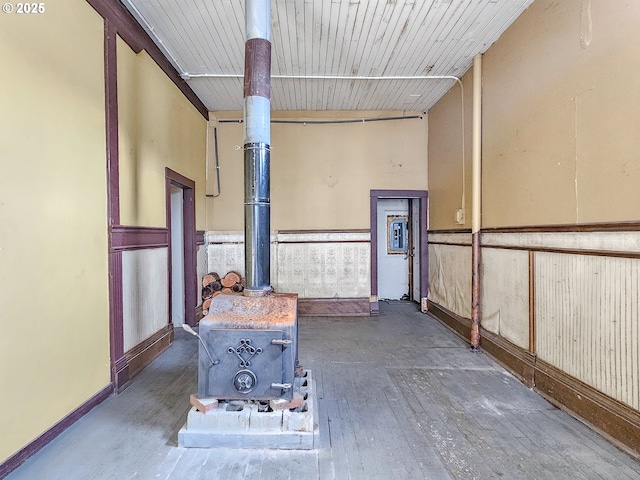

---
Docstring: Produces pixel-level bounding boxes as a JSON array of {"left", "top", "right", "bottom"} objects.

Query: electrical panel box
[{"left": 387, "top": 216, "right": 408, "bottom": 254}]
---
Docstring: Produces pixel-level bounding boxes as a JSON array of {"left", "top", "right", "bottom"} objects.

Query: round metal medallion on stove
[{"left": 233, "top": 369, "right": 257, "bottom": 393}]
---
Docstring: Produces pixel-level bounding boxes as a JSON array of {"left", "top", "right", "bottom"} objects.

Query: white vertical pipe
[
  {"left": 470, "top": 53, "right": 482, "bottom": 349},
  {"left": 472, "top": 54, "right": 482, "bottom": 234},
  {"left": 246, "top": 0, "right": 271, "bottom": 41}
]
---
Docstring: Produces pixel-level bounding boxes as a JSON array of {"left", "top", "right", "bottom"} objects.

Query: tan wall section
[
  {"left": 208, "top": 111, "right": 428, "bottom": 231},
  {"left": 0, "top": 1, "right": 109, "bottom": 463},
  {"left": 118, "top": 38, "right": 207, "bottom": 229},
  {"left": 427, "top": 75, "right": 472, "bottom": 230},
  {"left": 482, "top": 0, "right": 640, "bottom": 227},
  {"left": 429, "top": 0, "right": 640, "bottom": 228}
]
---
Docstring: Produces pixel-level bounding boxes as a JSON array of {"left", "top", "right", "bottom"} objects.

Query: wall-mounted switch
[{"left": 455, "top": 209, "right": 465, "bottom": 224}]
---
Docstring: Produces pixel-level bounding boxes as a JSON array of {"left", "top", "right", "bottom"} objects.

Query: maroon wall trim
[
  {"left": 428, "top": 222, "right": 640, "bottom": 234},
  {"left": 111, "top": 226, "right": 169, "bottom": 251},
  {"left": 419, "top": 193, "right": 429, "bottom": 310},
  {"left": 278, "top": 229, "right": 370, "bottom": 235},
  {"left": 109, "top": 251, "right": 129, "bottom": 392},
  {"left": 166, "top": 167, "right": 196, "bottom": 189},
  {"left": 125, "top": 325, "right": 173, "bottom": 378},
  {"left": 370, "top": 190, "right": 429, "bottom": 315},
  {"left": 0, "top": 384, "right": 113, "bottom": 478},
  {"left": 428, "top": 241, "right": 471, "bottom": 248},
  {"left": 86, "top": 0, "right": 208, "bottom": 119},
  {"left": 103, "top": 18, "right": 129, "bottom": 393},
  {"left": 369, "top": 194, "right": 379, "bottom": 316},
  {"left": 196, "top": 230, "right": 205, "bottom": 246},
  {"left": 428, "top": 228, "right": 473, "bottom": 234},
  {"left": 370, "top": 189, "right": 428, "bottom": 199},
  {"left": 87, "top": 0, "right": 144, "bottom": 52},
  {"left": 482, "top": 221, "right": 640, "bottom": 233},
  {"left": 278, "top": 239, "right": 370, "bottom": 244},
  {"left": 104, "top": 19, "right": 119, "bottom": 226},
  {"left": 481, "top": 244, "right": 640, "bottom": 260},
  {"left": 298, "top": 298, "right": 370, "bottom": 317}
]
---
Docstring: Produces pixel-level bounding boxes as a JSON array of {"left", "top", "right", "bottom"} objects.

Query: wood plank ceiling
[{"left": 122, "top": 0, "right": 534, "bottom": 112}]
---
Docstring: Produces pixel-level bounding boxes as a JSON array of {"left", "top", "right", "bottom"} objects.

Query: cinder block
[
  {"left": 185, "top": 407, "right": 219, "bottom": 430},
  {"left": 248, "top": 405, "right": 284, "bottom": 430},
  {"left": 216, "top": 403, "right": 250, "bottom": 430},
  {"left": 283, "top": 405, "right": 314, "bottom": 432},
  {"left": 179, "top": 370, "right": 318, "bottom": 448}
]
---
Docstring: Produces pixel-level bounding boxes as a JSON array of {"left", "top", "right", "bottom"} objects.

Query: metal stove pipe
[{"left": 243, "top": 0, "right": 272, "bottom": 295}]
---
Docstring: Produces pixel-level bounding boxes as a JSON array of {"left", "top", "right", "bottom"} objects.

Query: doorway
[
  {"left": 170, "top": 185, "right": 185, "bottom": 326},
  {"left": 370, "top": 190, "right": 428, "bottom": 315},
  {"left": 377, "top": 198, "right": 410, "bottom": 300},
  {"left": 166, "top": 168, "right": 197, "bottom": 327}
]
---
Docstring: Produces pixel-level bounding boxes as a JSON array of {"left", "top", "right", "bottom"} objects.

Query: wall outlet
[{"left": 455, "top": 208, "right": 465, "bottom": 224}]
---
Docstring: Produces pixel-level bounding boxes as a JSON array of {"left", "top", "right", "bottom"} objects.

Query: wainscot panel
[
  {"left": 428, "top": 241, "right": 471, "bottom": 319},
  {"left": 427, "top": 225, "right": 640, "bottom": 458},
  {"left": 205, "top": 230, "right": 370, "bottom": 306},
  {"left": 122, "top": 248, "right": 169, "bottom": 351},
  {"left": 535, "top": 252, "right": 640, "bottom": 411},
  {"left": 481, "top": 247, "right": 530, "bottom": 349}
]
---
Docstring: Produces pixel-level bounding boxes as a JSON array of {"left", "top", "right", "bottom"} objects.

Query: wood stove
[
  {"left": 196, "top": 0, "right": 299, "bottom": 403},
  {"left": 197, "top": 293, "right": 298, "bottom": 400}
]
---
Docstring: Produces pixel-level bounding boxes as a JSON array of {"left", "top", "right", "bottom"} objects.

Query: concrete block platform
[{"left": 178, "top": 370, "right": 318, "bottom": 449}]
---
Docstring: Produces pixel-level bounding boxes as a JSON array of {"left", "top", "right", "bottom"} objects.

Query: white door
[
  {"left": 377, "top": 198, "right": 409, "bottom": 300},
  {"left": 170, "top": 185, "right": 185, "bottom": 326}
]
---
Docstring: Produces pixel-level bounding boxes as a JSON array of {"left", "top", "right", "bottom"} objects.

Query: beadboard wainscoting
[{"left": 428, "top": 226, "right": 640, "bottom": 457}]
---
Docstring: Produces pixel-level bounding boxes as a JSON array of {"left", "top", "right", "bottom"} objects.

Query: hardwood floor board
[
  {"left": 6, "top": 302, "right": 640, "bottom": 480},
  {"left": 539, "top": 409, "right": 640, "bottom": 479}
]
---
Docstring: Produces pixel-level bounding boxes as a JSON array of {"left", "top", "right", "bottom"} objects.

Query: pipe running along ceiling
[{"left": 122, "top": 0, "right": 534, "bottom": 112}]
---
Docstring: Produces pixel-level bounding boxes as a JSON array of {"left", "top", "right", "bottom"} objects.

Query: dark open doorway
[{"left": 166, "top": 168, "right": 197, "bottom": 327}]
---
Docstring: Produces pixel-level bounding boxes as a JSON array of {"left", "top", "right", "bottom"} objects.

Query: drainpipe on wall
[{"left": 471, "top": 53, "right": 482, "bottom": 351}]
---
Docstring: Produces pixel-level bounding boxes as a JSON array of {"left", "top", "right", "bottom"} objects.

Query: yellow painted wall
[
  {"left": 0, "top": 1, "right": 110, "bottom": 463},
  {"left": 208, "top": 111, "right": 428, "bottom": 231},
  {"left": 427, "top": 75, "right": 472, "bottom": 230},
  {"left": 118, "top": 38, "right": 207, "bottom": 229},
  {"left": 430, "top": 0, "right": 640, "bottom": 228}
]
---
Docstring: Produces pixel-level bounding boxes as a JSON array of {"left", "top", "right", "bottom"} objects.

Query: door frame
[
  {"left": 370, "top": 189, "right": 428, "bottom": 315},
  {"left": 166, "top": 168, "right": 197, "bottom": 327}
]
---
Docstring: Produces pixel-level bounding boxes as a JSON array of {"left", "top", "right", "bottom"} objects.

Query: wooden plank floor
[{"left": 7, "top": 301, "right": 640, "bottom": 479}]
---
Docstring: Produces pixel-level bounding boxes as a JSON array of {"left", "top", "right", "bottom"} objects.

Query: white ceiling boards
[{"left": 123, "top": 0, "right": 534, "bottom": 112}]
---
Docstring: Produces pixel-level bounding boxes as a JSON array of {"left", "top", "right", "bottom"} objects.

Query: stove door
[{"left": 198, "top": 328, "right": 292, "bottom": 400}]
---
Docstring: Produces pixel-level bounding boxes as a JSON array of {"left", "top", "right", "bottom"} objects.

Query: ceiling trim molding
[{"left": 86, "top": 0, "right": 208, "bottom": 119}]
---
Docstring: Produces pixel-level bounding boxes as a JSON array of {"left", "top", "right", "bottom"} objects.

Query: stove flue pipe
[{"left": 243, "top": 0, "right": 272, "bottom": 295}]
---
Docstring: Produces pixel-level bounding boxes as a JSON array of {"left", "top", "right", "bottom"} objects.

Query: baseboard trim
[
  {"left": 113, "top": 355, "right": 130, "bottom": 393},
  {"left": 481, "top": 328, "right": 536, "bottom": 388},
  {"left": 427, "top": 301, "right": 471, "bottom": 341},
  {"left": 427, "top": 300, "right": 640, "bottom": 458},
  {"left": 298, "top": 297, "right": 370, "bottom": 316},
  {"left": 535, "top": 359, "right": 640, "bottom": 458},
  {"left": 124, "top": 325, "right": 174, "bottom": 379},
  {"left": 0, "top": 384, "right": 113, "bottom": 478}
]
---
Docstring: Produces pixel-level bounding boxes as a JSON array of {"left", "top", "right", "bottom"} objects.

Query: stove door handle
[
  {"left": 271, "top": 339, "right": 292, "bottom": 347},
  {"left": 270, "top": 383, "right": 292, "bottom": 391}
]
